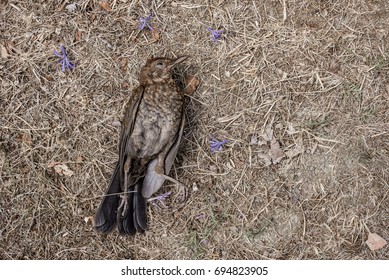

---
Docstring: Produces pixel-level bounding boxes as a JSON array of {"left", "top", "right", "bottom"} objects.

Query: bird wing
[
  {"left": 164, "top": 107, "right": 185, "bottom": 174},
  {"left": 142, "top": 106, "right": 185, "bottom": 198},
  {"left": 118, "top": 86, "right": 145, "bottom": 181}
]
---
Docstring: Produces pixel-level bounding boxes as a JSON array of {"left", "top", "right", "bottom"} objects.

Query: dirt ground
[{"left": 1, "top": 0, "right": 388, "bottom": 260}]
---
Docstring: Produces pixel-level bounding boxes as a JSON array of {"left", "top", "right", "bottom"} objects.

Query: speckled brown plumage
[{"left": 95, "top": 56, "right": 199, "bottom": 235}]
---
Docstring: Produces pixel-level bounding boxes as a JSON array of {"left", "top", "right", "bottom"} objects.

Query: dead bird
[{"left": 95, "top": 56, "right": 200, "bottom": 235}]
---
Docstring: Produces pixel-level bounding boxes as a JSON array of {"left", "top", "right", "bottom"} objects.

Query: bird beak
[{"left": 167, "top": 56, "right": 189, "bottom": 71}]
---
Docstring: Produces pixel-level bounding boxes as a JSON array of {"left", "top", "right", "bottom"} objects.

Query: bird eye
[{"left": 156, "top": 62, "right": 164, "bottom": 66}]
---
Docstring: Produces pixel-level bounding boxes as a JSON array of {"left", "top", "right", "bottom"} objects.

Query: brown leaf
[
  {"left": 285, "top": 148, "right": 303, "bottom": 159},
  {"left": 366, "top": 232, "right": 387, "bottom": 251},
  {"left": 145, "top": 28, "right": 161, "bottom": 45},
  {"left": 270, "top": 138, "right": 285, "bottom": 164},
  {"left": 49, "top": 162, "right": 74, "bottom": 177},
  {"left": 98, "top": 1, "right": 111, "bottom": 11},
  {"left": 151, "top": 28, "right": 160, "bottom": 41},
  {"left": 184, "top": 75, "right": 201, "bottom": 95},
  {"left": 285, "top": 136, "right": 304, "bottom": 159}
]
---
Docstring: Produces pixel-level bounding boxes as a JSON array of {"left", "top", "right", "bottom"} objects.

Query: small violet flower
[
  {"left": 209, "top": 136, "right": 228, "bottom": 153},
  {"left": 148, "top": 191, "right": 171, "bottom": 208},
  {"left": 195, "top": 214, "right": 206, "bottom": 220},
  {"left": 53, "top": 45, "right": 74, "bottom": 72},
  {"left": 138, "top": 14, "right": 153, "bottom": 31},
  {"left": 207, "top": 27, "right": 224, "bottom": 43}
]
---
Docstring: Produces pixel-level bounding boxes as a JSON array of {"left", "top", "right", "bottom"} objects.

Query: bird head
[{"left": 139, "top": 56, "right": 188, "bottom": 85}]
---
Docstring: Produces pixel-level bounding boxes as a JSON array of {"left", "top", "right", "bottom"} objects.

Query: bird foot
[
  {"left": 159, "top": 174, "right": 189, "bottom": 204},
  {"left": 118, "top": 192, "right": 129, "bottom": 217},
  {"left": 174, "top": 183, "right": 189, "bottom": 204}
]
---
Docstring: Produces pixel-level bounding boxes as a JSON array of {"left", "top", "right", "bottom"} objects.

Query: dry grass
[{"left": 1, "top": 0, "right": 388, "bottom": 259}]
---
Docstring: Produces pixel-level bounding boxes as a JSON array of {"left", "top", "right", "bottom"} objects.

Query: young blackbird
[{"left": 95, "top": 56, "right": 199, "bottom": 235}]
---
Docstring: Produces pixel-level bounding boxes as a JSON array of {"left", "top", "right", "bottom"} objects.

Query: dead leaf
[
  {"left": 1, "top": 44, "right": 8, "bottom": 58},
  {"left": 49, "top": 162, "right": 74, "bottom": 177},
  {"left": 258, "top": 127, "right": 273, "bottom": 142},
  {"left": 250, "top": 135, "right": 258, "bottom": 145},
  {"left": 250, "top": 135, "right": 267, "bottom": 146},
  {"left": 270, "top": 138, "right": 285, "bottom": 164},
  {"left": 99, "top": 1, "right": 111, "bottom": 11},
  {"left": 366, "top": 232, "right": 387, "bottom": 251},
  {"left": 151, "top": 28, "right": 160, "bottom": 41},
  {"left": 265, "top": 127, "right": 274, "bottom": 141},
  {"left": 285, "top": 146, "right": 304, "bottom": 159},
  {"left": 76, "top": 156, "right": 83, "bottom": 163},
  {"left": 65, "top": 3, "right": 77, "bottom": 12},
  {"left": 184, "top": 75, "right": 201, "bottom": 95},
  {"left": 285, "top": 135, "right": 304, "bottom": 159},
  {"left": 287, "top": 122, "right": 297, "bottom": 135},
  {"left": 145, "top": 27, "right": 161, "bottom": 45}
]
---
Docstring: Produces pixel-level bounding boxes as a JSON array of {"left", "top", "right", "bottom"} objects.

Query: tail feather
[
  {"left": 95, "top": 163, "right": 121, "bottom": 233},
  {"left": 133, "top": 182, "right": 147, "bottom": 231},
  {"left": 119, "top": 180, "right": 147, "bottom": 235},
  {"left": 95, "top": 162, "right": 148, "bottom": 235}
]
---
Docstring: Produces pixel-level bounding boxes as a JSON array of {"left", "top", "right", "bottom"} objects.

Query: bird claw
[
  {"left": 173, "top": 183, "right": 189, "bottom": 204},
  {"left": 118, "top": 192, "right": 129, "bottom": 217},
  {"left": 160, "top": 174, "right": 189, "bottom": 203}
]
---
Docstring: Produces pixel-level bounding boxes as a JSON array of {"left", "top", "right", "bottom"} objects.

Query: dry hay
[{"left": 1, "top": 0, "right": 388, "bottom": 259}]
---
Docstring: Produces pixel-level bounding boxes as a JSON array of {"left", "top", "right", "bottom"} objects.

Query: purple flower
[
  {"left": 53, "top": 45, "right": 74, "bottom": 72},
  {"left": 195, "top": 214, "right": 206, "bottom": 220},
  {"left": 207, "top": 27, "right": 224, "bottom": 43},
  {"left": 209, "top": 136, "right": 228, "bottom": 153},
  {"left": 138, "top": 14, "right": 153, "bottom": 31},
  {"left": 148, "top": 191, "right": 171, "bottom": 208}
]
